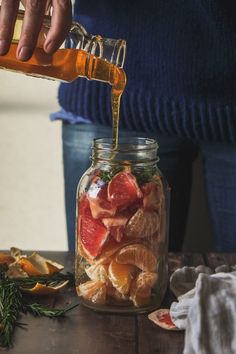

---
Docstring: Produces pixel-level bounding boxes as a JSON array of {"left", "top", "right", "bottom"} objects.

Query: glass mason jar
[
  {"left": 75, "top": 138, "right": 170, "bottom": 314},
  {"left": 0, "top": 9, "right": 126, "bottom": 83}
]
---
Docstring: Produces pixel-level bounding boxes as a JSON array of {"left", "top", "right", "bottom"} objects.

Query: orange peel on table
[
  {"left": 0, "top": 252, "right": 15, "bottom": 266},
  {"left": 115, "top": 243, "right": 157, "bottom": 272},
  {"left": 16, "top": 252, "right": 64, "bottom": 276},
  {"left": 20, "top": 280, "right": 69, "bottom": 295}
]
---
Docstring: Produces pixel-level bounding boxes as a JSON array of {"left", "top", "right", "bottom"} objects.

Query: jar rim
[{"left": 93, "top": 137, "right": 158, "bottom": 152}]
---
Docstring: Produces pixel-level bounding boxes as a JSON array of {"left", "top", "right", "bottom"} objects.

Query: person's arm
[{"left": 0, "top": 0, "right": 72, "bottom": 61}]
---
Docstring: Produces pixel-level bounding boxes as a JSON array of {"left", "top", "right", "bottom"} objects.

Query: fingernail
[
  {"left": 44, "top": 40, "right": 54, "bottom": 53},
  {"left": 0, "top": 39, "right": 8, "bottom": 55},
  {"left": 17, "top": 46, "right": 33, "bottom": 61}
]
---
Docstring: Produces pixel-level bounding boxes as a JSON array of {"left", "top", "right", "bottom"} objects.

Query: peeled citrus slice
[
  {"left": 130, "top": 271, "right": 157, "bottom": 307},
  {"left": 87, "top": 184, "right": 116, "bottom": 219},
  {"left": 116, "top": 244, "right": 157, "bottom": 272},
  {"left": 108, "top": 260, "right": 136, "bottom": 295},
  {"left": 125, "top": 208, "right": 160, "bottom": 239},
  {"left": 0, "top": 252, "right": 15, "bottom": 266},
  {"left": 102, "top": 213, "right": 131, "bottom": 242},
  {"left": 76, "top": 280, "right": 106, "bottom": 305},
  {"left": 108, "top": 172, "right": 142, "bottom": 209},
  {"left": 93, "top": 239, "right": 135, "bottom": 265},
  {"left": 85, "top": 263, "right": 111, "bottom": 286},
  {"left": 148, "top": 309, "right": 180, "bottom": 331},
  {"left": 142, "top": 181, "right": 163, "bottom": 211},
  {"left": 17, "top": 252, "right": 64, "bottom": 276},
  {"left": 20, "top": 280, "right": 69, "bottom": 295},
  {"left": 77, "top": 196, "right": 109, "bottom": 260},
  {"left": 107, "top": 286, "right": 130, "bottom": 302}
]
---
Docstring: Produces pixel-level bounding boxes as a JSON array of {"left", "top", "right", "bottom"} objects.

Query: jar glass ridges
[{"left": 75, "top": 137, "right": 169, "bottom": 313}]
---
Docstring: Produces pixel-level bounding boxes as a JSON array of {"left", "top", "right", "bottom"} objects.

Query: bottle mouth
[
  {"left": 92, "top": 137, "right": 159, "bottom": 165},
  {"left": 15, "top": 9, "right": 126, "bottom": 68},
  {"left": 94, "top": 137, "right": 158, "bottom": 151}
]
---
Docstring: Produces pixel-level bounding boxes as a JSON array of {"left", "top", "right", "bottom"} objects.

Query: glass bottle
[
  {"left": 0, "top": 9, "right": 126, "bottom": 86},
  {"left": 75, "top": 137, "right": 170, "bottom": 314}
]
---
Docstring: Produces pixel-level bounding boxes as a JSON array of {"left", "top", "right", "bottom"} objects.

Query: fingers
[
  {"left": 0, "top": 0, "right": 71, "bottom": 60},
  {"left": 0, "top": 0, "right": 20, "bottom": 55},
  {"left": 17, "top": 0, "right": 48, "bottom": 61},
  {"left": 44, "top": 0, "right": 72, "bottom": 54}
]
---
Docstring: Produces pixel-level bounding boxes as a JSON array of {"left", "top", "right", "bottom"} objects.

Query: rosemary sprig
[
  {"left": 13, "top": 272, "right": 74, "bottom": 289},
  {"left": 0, "top": 276, "right": 23, "bottom": 348},
  {"left": 25, "top": 302, "right": 79, "bottom": 318},
  {"left": 0, "top": 268, "right": 78, "bottom": 348}
]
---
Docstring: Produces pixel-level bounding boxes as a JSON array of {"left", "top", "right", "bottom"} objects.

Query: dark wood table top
[{"left": 5, "top": 252, "right": 236, "bottom": 354}]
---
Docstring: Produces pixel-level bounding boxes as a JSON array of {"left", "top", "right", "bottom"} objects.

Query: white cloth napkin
[{"left": 170, "top": 269, "right": 236, "bottom": 354}]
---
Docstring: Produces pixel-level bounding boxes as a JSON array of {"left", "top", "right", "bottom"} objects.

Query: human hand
[{"left": 0, "top": 0, "right": 72, "bottom": 61}]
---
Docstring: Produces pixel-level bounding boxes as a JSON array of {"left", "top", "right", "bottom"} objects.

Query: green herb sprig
[
  {"left": 0, "top": 276, "right": 23, "bottom": 347},
  {"left": 0, "top": 268, "right": 78, "bottom": 348},
  {"left": 14, "top": 271, "right": 74, "bottom": 289}
]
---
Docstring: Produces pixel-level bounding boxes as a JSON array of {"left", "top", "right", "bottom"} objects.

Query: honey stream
[{"left": 0, "top": 43, "right": 126, "bottom": 150}]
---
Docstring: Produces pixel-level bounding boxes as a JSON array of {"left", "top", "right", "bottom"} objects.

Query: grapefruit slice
[
  {"left": 78, "top": 206, "right": 109, "bottom": 260},
  {"left": 148, "top": 309, "right": 180, "bottom": 331},
  {"left": 107, "top": 172, "right": 142, "bottom": 209},
  {"left": 88, "top": 184, "right": 116, "bottom": 219},
  {"left": 102, "top": 213, "right": 131, "bottom": 242},
  {"left": 116, "top": 244, "right": 157, "bottom": 272}
]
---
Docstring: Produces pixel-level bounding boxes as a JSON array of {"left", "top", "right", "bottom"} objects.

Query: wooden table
[{"left": 5, "top": 252, "right": 236, "bottom": 354}]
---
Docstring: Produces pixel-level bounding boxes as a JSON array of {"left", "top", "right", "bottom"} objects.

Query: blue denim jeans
[{"left": 62, "top": 122, "right": 236, "bottom": 252}]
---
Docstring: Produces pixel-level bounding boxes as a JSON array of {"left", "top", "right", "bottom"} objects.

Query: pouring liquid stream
[{"left": 0, "top": 42, "right": 126, "bottom": 153}]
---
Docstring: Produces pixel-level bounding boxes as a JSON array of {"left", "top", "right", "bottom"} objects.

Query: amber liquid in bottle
[{"left": 0, "top": 42, "right": 126, "bottom": 148}]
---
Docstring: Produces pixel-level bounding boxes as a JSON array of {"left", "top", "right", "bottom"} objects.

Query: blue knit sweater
[{"left": 58, "top": 0, "right": 236, "bottom": 143}]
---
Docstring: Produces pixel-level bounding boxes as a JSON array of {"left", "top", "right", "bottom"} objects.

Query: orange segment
[
  {"left": 0, "top": 252, "right": 15, "bottom": 266},
  {"left": 76, "top": 280, "right": 106, "bottom": 305},
  {"left": 20, "top": 280, "right": 69, "bottom": 295},
  {"left": 107, "top": 286, "right": 130, "bottom": 302},
  {"left": 125, "top": 208, "right": 160, "bottom": 239},
  {"left": 93, "top": 239, "right": 135, "bottom": 265},
  {"left": 142, "top": 181, "right": 163, "bottom": 211},
  {"left": 85, "top": 263, "right": 111, "bottom": 286},
  {"left": 116, "top": 244, "right": 157, "bottom": 272},
  {"left": 130, "top": 271, "right": 157, "bottom": 307},
  {"left": 108, "top": 260, "right": 136, "bottom": 295}
]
